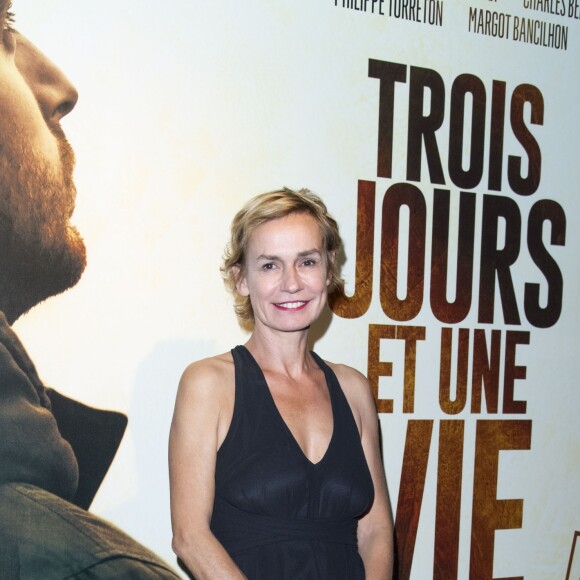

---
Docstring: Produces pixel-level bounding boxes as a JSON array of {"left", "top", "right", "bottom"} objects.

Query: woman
[{"left": 169, "top": 188, "right": 393, "bottom": 579}]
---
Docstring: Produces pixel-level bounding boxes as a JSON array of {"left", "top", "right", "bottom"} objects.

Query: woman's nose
[
  {"left": 15, "top": 33, "right": 78, "bottom": 124},
  {"left": 281, "top": 267, "right": 302, "bottom": 293}
]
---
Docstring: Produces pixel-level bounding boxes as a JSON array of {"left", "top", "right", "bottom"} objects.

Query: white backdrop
[{"left": 14, "top": 1, "right": 580, "bottom": 577}]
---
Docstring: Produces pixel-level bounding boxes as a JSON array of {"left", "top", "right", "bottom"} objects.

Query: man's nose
[{"left": 15, "top": 34, "right": 78, "bottom": 124}]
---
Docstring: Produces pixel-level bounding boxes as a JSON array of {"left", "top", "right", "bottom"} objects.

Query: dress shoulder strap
[{"left": 310, "top": 351, "right": 362, "bottom": 443}]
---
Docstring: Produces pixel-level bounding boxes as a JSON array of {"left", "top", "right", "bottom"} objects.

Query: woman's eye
[
  {"left": 302, "top": 259, "right": 316, "bottom": 267},
  {"left": 262, "top": 263, "right": 276, "bottom": 270}
]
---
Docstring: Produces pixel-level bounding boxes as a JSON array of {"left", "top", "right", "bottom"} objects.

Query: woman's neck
[{"left": 244, "top": 326, "right": 315, "bottom": 378}]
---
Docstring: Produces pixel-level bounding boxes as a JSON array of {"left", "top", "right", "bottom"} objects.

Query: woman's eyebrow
[
  {"left": 255, "top": 249, "right": 321, "bottom": 261},
  {"left": 256, "top": 254, "right": 280, "bottom": 261}
]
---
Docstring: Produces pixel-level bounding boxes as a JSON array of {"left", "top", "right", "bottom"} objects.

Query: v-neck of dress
[{"left": 240, "top": 345, "right": 336, "bottom": 467}]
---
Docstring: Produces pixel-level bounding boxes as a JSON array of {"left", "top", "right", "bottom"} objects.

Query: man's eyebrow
[{"left": 297, "top": 249, "right": 322, "bottom": 257}]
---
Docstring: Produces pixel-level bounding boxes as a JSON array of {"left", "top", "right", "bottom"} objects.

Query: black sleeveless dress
[{"left": 210, "top": 346, "right": 374, "bottom": 579}]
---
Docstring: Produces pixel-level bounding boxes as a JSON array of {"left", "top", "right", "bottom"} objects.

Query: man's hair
[{"left": 222, "top": 187, "right": 343, "bottom": 325}]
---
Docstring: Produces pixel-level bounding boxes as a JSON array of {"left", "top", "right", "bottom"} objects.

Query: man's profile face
[{"left": 0, "top": 0, "right": 86, "bottom": 323}]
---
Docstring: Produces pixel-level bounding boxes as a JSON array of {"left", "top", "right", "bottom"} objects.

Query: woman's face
[{"left": 237, "top": 212, "right": 330, "bottom": 334}]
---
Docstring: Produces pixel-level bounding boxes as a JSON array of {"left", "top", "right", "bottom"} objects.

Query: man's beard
[{"left": 0, "top": 124, "right": 87, "bottom": 323}]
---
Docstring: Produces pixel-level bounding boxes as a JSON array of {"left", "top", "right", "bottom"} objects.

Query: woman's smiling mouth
[{"left": 273, "top": 301, "right": 308, "bottom": 311}]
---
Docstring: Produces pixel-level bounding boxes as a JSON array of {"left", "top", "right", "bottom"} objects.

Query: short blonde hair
[{"left": 222, "top": 187, "right": 343, "bottom": 325}]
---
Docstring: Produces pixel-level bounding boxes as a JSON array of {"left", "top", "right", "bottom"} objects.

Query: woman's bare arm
[
  {"left": 333, "top": 364, "right": 394, "bottom": 579},
  {"left": 169, "top": 357, "right": 246, "bottom": 579}
]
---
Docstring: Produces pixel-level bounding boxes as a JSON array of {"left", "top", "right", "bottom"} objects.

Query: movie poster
[{"left": 5, "top": 0, "right": 580, "bottom": 577}]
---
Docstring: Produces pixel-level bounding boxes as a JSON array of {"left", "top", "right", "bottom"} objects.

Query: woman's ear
[{"left": 232, "top": 265, "right": 249, "bottom": 297}]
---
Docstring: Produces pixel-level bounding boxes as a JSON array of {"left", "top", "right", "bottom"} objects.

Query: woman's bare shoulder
[
  {"left": 181, "top": 351, "right": 233, "bottom": 378},
  {"left": 324, "top": 359, "right": 376, "bottom": 415},
  {"left": 325, "top": 360, "right": 369, "bottom": 391},
  {"left": 178, "top": 352, "right": 235, "bottom": 398}
]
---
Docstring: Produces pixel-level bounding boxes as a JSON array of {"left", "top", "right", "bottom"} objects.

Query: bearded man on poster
[{"left": 0, "top": 3, "right": 178, "bottom": 577}]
